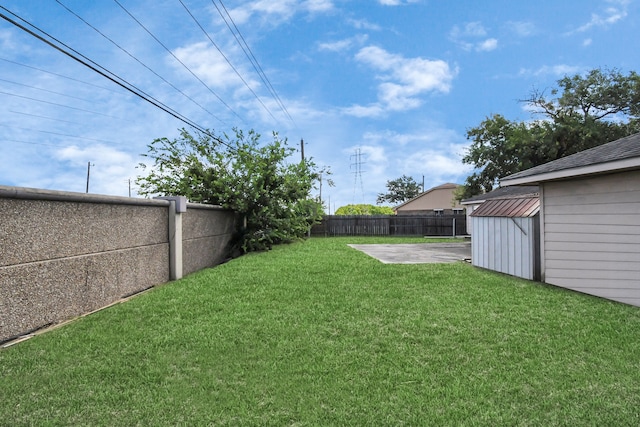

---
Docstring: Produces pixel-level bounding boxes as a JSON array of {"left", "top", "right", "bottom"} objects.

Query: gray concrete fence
[{"left": 0, "top": 185, "right": 237, "bottom": 344}]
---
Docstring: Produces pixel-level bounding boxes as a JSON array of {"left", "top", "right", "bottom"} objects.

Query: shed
[
  {"left": 461, "top": 185, "right": 539, "bottom": 234},
  {"left": 471, "top": 195, "right": 540, "bottom": 280},
  {"left": 500, "top": 132, "right": 640, "bottom": 306}
]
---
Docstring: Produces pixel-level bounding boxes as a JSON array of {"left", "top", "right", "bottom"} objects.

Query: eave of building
[{"left": 500, "top": 157, "right": 640, "bottom": 186}]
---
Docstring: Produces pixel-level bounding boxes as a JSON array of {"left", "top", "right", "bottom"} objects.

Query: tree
[
  {"left": 459, "top": 115, "right": 548, "bottom": 199},
  {"left": 460, "top": 68, "right": 640, "bottom": 199},
  {"left": 136, "top": 128, "right": 324, "bottom": 253},
  {"left": 376, "top": 175, "right": 422, "bottom": 205},
  {"left": 334, "top": 204, "right": 394, "bottom": 215}
]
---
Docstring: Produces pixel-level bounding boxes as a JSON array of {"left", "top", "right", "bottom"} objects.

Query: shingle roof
[
  {"left": 502, "top": 132, "right": 640, "bottom": 182},
  {"left": 470, "top": 196, "right": 540, "bottom": 218},
  {"left": 460, "top": 185, "right": 539, "bottom": 204}
]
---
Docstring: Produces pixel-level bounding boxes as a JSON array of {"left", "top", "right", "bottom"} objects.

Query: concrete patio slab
[{"left": 348, "top": 243, "right": 471, "bottom": 264}]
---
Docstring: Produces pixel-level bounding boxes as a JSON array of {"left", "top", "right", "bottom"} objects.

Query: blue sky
[{"left": 0, "top": 0, "right": 637, "bottom": 211}]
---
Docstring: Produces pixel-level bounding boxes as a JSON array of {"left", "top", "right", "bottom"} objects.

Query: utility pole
[
  {"left": 300, "top": 138, "right": 305, "bottom": 161},
  {"left": 422, "top": 175, "right": 425, "bottom": 193},
  {"left": 86, "top": 162, "right": 94, "bottom": 193},
  {"left": 319, "top": 172, "right": 322, "bottom": 207}
]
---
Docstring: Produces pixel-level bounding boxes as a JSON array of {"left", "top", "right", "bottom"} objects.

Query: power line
[
  {"left": 1, "top": 137, "right": 73, "bottom": 148},
  {"left": 0, "top": 90, "right": 130, "bottom": 121},
  {"left": 0, "top": 76, "right": 99, "bottom": 103},
  {"left": 0, "top": 57, "right": 120, "bottom": 94},
  {"left": 8, "top": 110, "right": 139, "bottom": 146},
  {"left": 216, "top": 0, "right": 294, "bottom": 124},
  {"left": 0, "top": 5, "right": 230, "bottom": 148},
  {"left": 54, "top": 0, "right": 225, "bottom": 125},
  {"left": 177, "top": 0, "right": 279, "bottom": 124},
  {"left": 10, "top": 110, "right": 82, "bottom": 126},
  {"left": 351, "top": 148, "right": 366, "bottom": 202},
  {"left": 213, "top": 0, "right": 295, "bottom": 126},
  {"left": 1, "top": 136, "right": 117, "bottom": 149},
  {"left": 0, "top": 123, "right": 126, "bottom": 145},
  {"left": 111, "top": 0, "right": 245, "bottom": 125}
]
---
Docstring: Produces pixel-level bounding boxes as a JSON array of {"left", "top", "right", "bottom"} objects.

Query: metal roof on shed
[{"left": 470, "top": 196, "right": 539, "bottom": 218}]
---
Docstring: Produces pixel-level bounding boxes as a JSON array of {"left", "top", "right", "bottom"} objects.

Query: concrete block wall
[
  {"left": 0, "top": 186, "right": 236, "bottom": 343},
  {"left": 183, "top": 204, "right": 238, "bottom": 276}
]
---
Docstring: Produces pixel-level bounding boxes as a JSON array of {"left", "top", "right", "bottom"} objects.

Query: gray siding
[
  {"left": 543, "top": 170, "right": 640, "bottom": 306},
  {"left": 471, "top": 216, "right": 538, "bottom": 280}
]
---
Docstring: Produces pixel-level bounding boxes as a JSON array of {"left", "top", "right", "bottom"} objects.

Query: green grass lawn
[{"left": 2, "top": 237, "right": 639, "bottom": 426}]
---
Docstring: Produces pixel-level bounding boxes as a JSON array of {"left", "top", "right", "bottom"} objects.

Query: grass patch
[{"left": 1, "top": 237, "right": 639, "bottom": 425}]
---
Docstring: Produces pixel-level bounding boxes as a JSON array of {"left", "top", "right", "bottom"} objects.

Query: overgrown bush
[{"left": 137, "top": 128, "right": 324, "bottom": 253}]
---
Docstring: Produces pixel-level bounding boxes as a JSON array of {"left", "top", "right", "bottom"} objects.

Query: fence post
[
  {"left": 155, "top": 196, "right": 187, "bottom": 280},
  {"left": 452, "top": 217, "right": 456, "bottom": 237}
]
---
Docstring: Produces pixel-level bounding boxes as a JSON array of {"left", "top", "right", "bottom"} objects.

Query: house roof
[
  {"left": 501, "top": 132, "right": 640, "bottom": 186},
  {"left": 470, "top": 196, "right": 540, "bottom": 218},
  {"left": 393, "top": 182, "right": 459, "bottom": 211},
  {"left": 460, "top": 185, "right": 539, "bottom": 204}
]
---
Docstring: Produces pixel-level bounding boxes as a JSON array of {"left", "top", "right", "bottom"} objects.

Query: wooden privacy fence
[{"left": 311, "top": 215, "right": 467, "bottom": 237}]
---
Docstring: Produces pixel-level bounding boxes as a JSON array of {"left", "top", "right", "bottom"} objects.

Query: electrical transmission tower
[{"left": 350, "top": 148, "right": 366, "bottom": 203}]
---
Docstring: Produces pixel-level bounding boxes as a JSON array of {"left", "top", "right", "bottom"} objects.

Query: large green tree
[
  {"left": 461, "top": 68, "right": 640, "bottom": 199},
  {"left": 136, "top": 128, "right": 324, "bottom": 253},
  {"left": 376, "top": 175, "right": 422, "bottom": 205}
]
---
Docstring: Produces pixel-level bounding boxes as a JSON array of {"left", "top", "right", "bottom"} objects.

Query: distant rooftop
[{"left": 394, "top": 182, "right": 459, "bottom": 210}]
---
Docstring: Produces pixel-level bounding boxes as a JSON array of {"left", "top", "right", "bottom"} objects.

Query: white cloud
[
  {"left": 318, "top": 39, "right": 352, "bottom": 53},
  {"left": 568, "top": 0, "right": 629, "bottom": 34},
  {"left": 0, "top": 29, "right": 18, "bottom": 51},
  {"left": 318, "top": 35, "right": 368, "bottom": 52},
  {"left": 343, "top": 46, "right": 456, "bottom": 117},
  {"left": 354, "top": 144, "right": 388, "bottom": 163},
  {"left": 342, "top": 104, "right": 385, "bottom": 118},
  {"left": 229, "top": 0, "right": 297, "bottom": 24},
  {"left": 360, "top": 129, "right": 472, "bottom": 187},
  {"left": 172, "top": 41, "right": 258, "bottom": 93},
  {"left": 377, "top": 82, "right": 423, "bottom": 109},
  {"left": 304, "top": 0, "right": 334, "bottom": 13},
  {"left": 227, "top": 0, "right": 334, "bottom": 25},
  {"left": 450, "top": 22, "right": 498, "bottom": 52},
  {"left": 583, "top": 38, "right": 593, "bottom": 47},
  {"left": 378, "top": 0, "right": 419, "bottom": 5},
  {"left": 53, "top": 144, "right": 139, "bottom": 196},
  {"left": 451, "top": 22, "right": 487, "bottom": 38},
  {"left": 505, "top": 21, "right": 537, "bottom": 37},
  {"left": 477, "top": 38, "right": 498, "bottom": 52},
  {"left": 519, "top": 64, "right": 584, "bottom": 77},
  {"left": 363, "top": 130, "right": 409, "bottom": 145},
  {"left": 403, "top": 149, "right": 471, "bottom": 183},
  {"left": 347, "top": 18, "right": 382, "bottom": 31}
]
